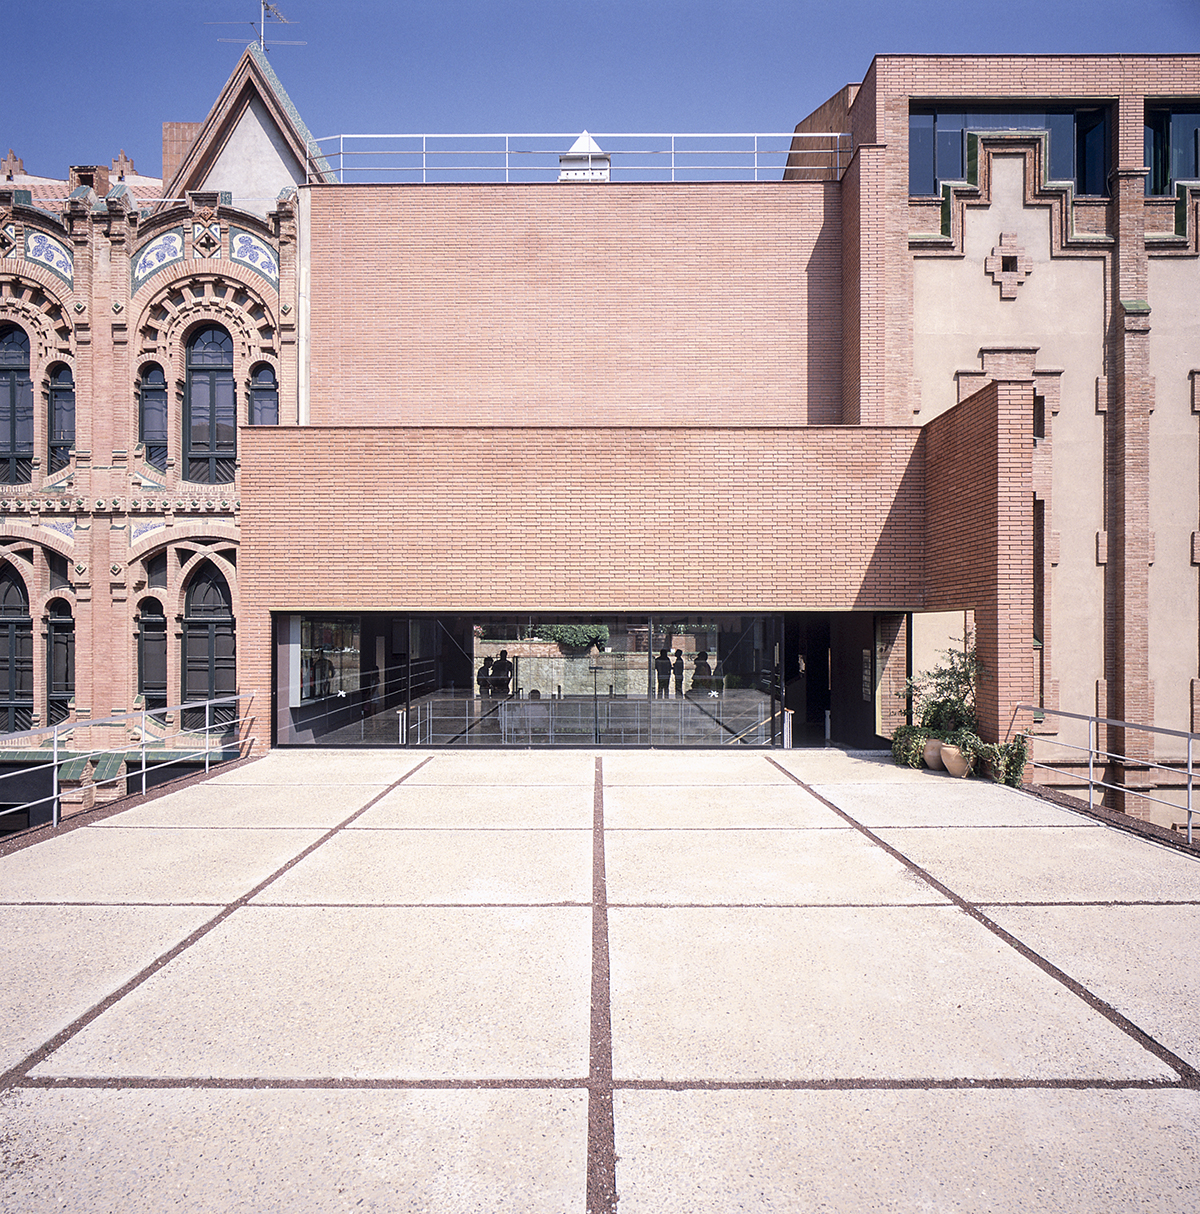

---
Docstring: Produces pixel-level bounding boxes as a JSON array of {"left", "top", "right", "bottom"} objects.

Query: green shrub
[
  {"left": 901, "top": 642, "right": 981, "bottom": 734},
  {"left": 529, "top": 623, "right": 610, "bottom": 651},
  {"left": 891, "top": 725, "right": 930, "bottom": 768}
]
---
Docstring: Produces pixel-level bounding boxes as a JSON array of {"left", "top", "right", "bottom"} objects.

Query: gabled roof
[{"left": 161, "top": 43, "right": 334, "bottom": 209}]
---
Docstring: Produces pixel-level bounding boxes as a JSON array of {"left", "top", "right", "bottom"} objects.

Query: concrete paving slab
[
  {"left": 0, "top": 905, "right": 215, "bottom": 1073},
  {"left": 603, "top": 752, "right": 788, "bottom": 786},
  {"left": 254, "top": 828, "right": 592, "bottom": 905},
  {"left": 612, "top": 1088, "right": 1200, "bottom": 1213},
  {"left": 604, "top": 784, "right": 843, "bottom": 829},
  {"left": 0, "top": 826, "right": 322, "bottom": 904},
  {"left": 0, "top": 1087, "right": 588, "bottom": 1214},
  {"left": 605, "top": 829, "right": 940, "bottom": 905},
  {"left": 205, "top": 749, "right": 425, "bottom": 785},
  {"left": 403, "top": 750, "right": 598, "bottom": 786},
  {"left": 607, "top": 906, "right": 1172, "bottom": 1081},
  {"left": 91, "top": 781, "right": 388, "bottom": 829},
  {"left": 353, "top": 783, "right": 594, "bottom": 829},
  {"left": 874, "top": 825, "right": 1200, "bottom": 903},
  {"left": 813, "top": 779, "right": 1096, "bottom": 828},
  {"left": 988, "top": 903, "right": 1200, "bottom": 1068},
  {"left": 33, "top": 906, "right": 592, "bottom": 1080},
  {"left": 771, "top": 748, "right": 932, "bottom": 784}
]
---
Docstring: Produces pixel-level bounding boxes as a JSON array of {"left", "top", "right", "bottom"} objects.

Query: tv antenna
[{"left": 207, "top": 2, "right": 306, "bottom": 53}]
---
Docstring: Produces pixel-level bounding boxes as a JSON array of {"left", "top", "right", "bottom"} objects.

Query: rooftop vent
[{"left": 558, "top": 132, "right": 609, "bottom": 183}]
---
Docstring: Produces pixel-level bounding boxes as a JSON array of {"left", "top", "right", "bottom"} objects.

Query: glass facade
[
  {"left": 277, "top": 613, "right": 790, "bottom": 747},
  {"left": 1145, "top": 106, "right": 1200, "bottom": 195}
]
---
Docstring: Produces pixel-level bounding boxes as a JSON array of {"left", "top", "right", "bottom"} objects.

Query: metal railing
[
  {"left": 1014, "top": 704, "right": 1196, "bottom": 844},
  {"left": 306, "top": 132, "right": 851, "bottom": 185},
  {"left": 0, "top": 692, "right": 256, "bottom": 833}
]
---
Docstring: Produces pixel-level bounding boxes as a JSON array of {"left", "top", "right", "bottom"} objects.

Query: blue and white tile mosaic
[
  {"left": 131, "top": 520, "right": 165, "bottom": 541},
  {"left": 39, "top": 519, "right": 76, "bottom": 539},
  {"left": 229, "top": 227, "right": 279, "bottom": 287},
  {"left": 26, "top": 230, "right": 73, "bottom": 287},
  {"left": 131, "top": 229, "right": 185, "bottom": 293}
]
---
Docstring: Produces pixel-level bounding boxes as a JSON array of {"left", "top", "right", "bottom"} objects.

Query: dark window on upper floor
[
  {"left": 248, "top": 364, "right": 279, "bottom": 426},
  {"left": 185, "top": 326, "right": 236, "bottom": 485},
  {"left": 48, "top": 364, "right": 74, "bottom": 474},
  {"left": 146, "top": 550, "right": 168, "bottom": 589},
  {"left": 0, "top": 326, "right": 33, "bottom": 486},
  {"left": 910, "top": 105, "right": 1109, "bottom": 197},
  {"left": 0, "top": 565, "right": 32, "bottom": 733},
  {"left": 46, "top": 597, "right": 74, "bottom": 726},
  {"left": 1145, "top": 106, "right": 1200, "bottom": 195},
  {"left": 139, "top": 363, "right": 168, "bottom": 473}
]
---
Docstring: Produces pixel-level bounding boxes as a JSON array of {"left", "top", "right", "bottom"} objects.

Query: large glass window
[
  {"left": 46, "top": 598, "right": 74, "bottom": 726},
  {"left": 1145, "top": 106, "right": 1200, "bottom": 195},
  {"left": 182, "top": 563, "right": 236, "bottom": 727},
  {"left": 248, "top": 364, "right": 279, "bottom": 426},
  {"left": 137, "top": 596, "right": 167, "bottom": 713},
  {"left": 0, "top": 565, "right": 32, "bottom": 732},
  {"left": 48, "top": 364, "right": 75, "bottom": 474},
  {"left": 0, "top": 325, "right": 33, "bottom": 485},
  {"left": 910, "top": 105, "right": 1109, "bottom": 197},
  {"left": 184, "top": 326, "right": 236, "bottom": 484},
  {"left": 139, "top": 363, "right": 168, "bottom": 473}
]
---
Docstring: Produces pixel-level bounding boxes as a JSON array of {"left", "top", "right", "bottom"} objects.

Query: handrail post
[
  {"left": 141, "top": 705, "right": 147, "bottom": 795},
  {"left": 1088, "top": 716, "right": 1095, "bottom": 810},
  {"left": 1188, "top": 734, "right": 1194, "bottom": 846},
  {"left": 205, "top": 700, "right": 212, "bottom": 773},
  {"left": 52, "top": 723, "right": 59, "bottom": 828}
]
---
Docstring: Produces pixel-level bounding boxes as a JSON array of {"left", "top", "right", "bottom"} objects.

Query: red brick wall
[
  {"left": 925, "top": 379, "right": 1034, "bottom": 741},
  {"left": 306, "top": 183, "right": 843, "bottom": 427}
]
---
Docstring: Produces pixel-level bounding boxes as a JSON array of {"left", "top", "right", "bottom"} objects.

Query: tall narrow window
[
  {"left": 48, "top": 364, "right": 75, "bottom": 474},
  {"left": 184, "top": 326, "right": 235, "bottom": 484},
  {"left": 139, "top": 363, "right": 168, "bottom": 473},
  {"left": 182, "top": 563, "right": 235, "bottom": 729},
  {"left": 248, "top": 364, "right": 279, "bottom": 425},
  {"left": 0, "top": 326, "right": 33, "bottom": 485},
  {"left": 0, "top": 565, "right": 33, "bottom": 732},
  {"left": 137, "top": 596, "right": 167, "bottom": 713},
  {"left": 46, "top": 598, "right": 74, "bottom": 726}
]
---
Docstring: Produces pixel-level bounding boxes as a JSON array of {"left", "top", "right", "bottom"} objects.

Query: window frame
[
  {"left": 47, "top": 363, "right": 75, "bottom": 475},
  {"left": 183, "top": 326, "right": 236, "bottom": 485},
  {"left": 138, "top": 362, "right": 169, "bottom": 474},
  {"left": 0, "top": 325, "right": 34, "bottom": 486}
]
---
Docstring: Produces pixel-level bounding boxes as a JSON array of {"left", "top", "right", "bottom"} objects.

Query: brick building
[{"left": 0, "top": 49, "right": 1197, "bottom": 808}]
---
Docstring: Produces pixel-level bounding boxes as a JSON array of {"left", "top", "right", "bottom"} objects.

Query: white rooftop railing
[{"left": 305, "top": 132, "right": 851, "bottom": 185}]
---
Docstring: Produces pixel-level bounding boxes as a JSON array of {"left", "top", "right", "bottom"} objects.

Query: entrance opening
[{"left": 274, "top": 613, "right": 789, "bottom": 747}]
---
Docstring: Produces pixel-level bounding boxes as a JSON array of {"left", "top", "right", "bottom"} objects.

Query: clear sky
[{"left": 4, "top": 0, "right": 1198, "bottom": 181}]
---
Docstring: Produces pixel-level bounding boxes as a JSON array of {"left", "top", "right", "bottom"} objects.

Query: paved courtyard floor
[{"left": 1, "top": 747, "right": 1198, "bottom": 1212}]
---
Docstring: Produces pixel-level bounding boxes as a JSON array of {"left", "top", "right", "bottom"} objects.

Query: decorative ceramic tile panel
[
  {"left": 131, "top": 229, "right": 185, "bottom": 293},
  {"left": 131, "top": 520, "right": 166, "bottom": 541},
  {"left": 26, "top": 230, "right": 73, "bottom": 287},
  {"left": 39, "top": 520, "right": 75, "bottom": 539},
  {"left": 229, "top": 227, "right": 279, "bottom": 287},
  {"left": 193, "top": 222, "right": 222, "bottom": 259}
]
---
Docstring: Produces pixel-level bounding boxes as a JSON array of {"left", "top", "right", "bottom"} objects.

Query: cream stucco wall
[
  {"left": 912, "top": 154, "right": 1108, "bottom": 750},
  {"left": 200, "top": 95, "right": 304, "bottom": 217},
  {"left": 1148, "top": 257, "right": 1200, "bottom": 748}
]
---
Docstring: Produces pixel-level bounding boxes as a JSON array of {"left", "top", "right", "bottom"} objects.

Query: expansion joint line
[
  {"left": 766, "top": 758, "right": 1200, "bottom": 1089},
  {"left": 586, "top": 755, "right": 618, "bottom": 1214},
  {"left": 0, "top": 758, "right": 434, "bottom": 1093}
]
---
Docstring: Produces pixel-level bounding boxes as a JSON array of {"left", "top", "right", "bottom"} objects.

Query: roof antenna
[{"left": 208, "top": 1, "right": 306, "bottom": 53}]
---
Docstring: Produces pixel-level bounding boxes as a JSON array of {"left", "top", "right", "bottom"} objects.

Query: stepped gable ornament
[{"left": 985, "top": 232, "right": 1032, "bottom": 299}]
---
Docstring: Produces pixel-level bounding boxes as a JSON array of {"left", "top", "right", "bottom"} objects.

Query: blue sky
[{"left": 5, "top": 0, "right": 1198, "bottom": 180}]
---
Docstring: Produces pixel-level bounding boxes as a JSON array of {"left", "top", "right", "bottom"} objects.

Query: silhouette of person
[
  {"left": 492, "top": 649, "right": 514, "bottom": 697},
  {"left": 693, "top": 650, "right": 713, "bottom": 696},
  {"left": 312, "top": 648, "right": 335, "bottom": 698},
  {"left": 654, "top": 648, "right": 672, "bottom": 698},
  {"left": 477, "top": 656, "right": 494, "bottom": 697},
  {"left": 673, "top": 649, "right": 685, "bottom": 697}
]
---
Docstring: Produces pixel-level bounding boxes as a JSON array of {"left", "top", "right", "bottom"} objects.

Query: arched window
[
  {"left": 183, "top": 563, "right": 235, "bottom": 728},
  {"left": 46, "top": 598, "right": 74, "bottom": 726},
  {"left": 0, "top": 565, "right": 32, "bottom": 732},
  {"left": 137, "top": 596, "right": 167, "bottom": 714},
  {"left": 139, "top": 363, "right": 168, "bottom": 473},
  {"left": 184, "top": 326, "right": 235, "bottom": 484},
  {"left": 248, "top": 364, "right": 279, "bottom": 426},
  {"left": 0, "top": 325, "right": 33, "bottom": 485},
  {"left": 48, "top": 364, "right": 75, "bottom": 474}
]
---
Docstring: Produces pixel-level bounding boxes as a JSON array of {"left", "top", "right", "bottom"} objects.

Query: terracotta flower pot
[
  {"left": 940, "top": 743, "right": 971, "bottom": 778},
  {"left": 922, "top": 738, "right": 944, "bottom": 770}
]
